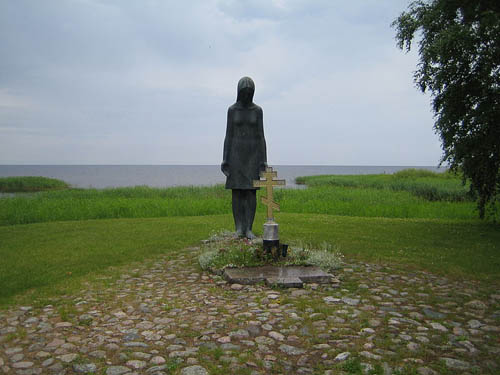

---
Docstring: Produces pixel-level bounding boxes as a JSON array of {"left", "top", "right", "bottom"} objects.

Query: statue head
[{"left": 237, "top": 76, "right": 255, "bottom": 106}]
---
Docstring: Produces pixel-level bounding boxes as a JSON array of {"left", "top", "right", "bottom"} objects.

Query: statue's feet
[
  {"left": 245, "top": 230, "right": 256, "bottom": 240},
  {"left": 235, "top": 228, "right": 245, "bottom": 238}
]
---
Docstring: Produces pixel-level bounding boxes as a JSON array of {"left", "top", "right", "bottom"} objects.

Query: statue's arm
[
  {"left": 221, "top": 107, "right": 233, "bottom": 176},
  {"left": 258, "top": 107, "right": 267, "bottom": 170}
]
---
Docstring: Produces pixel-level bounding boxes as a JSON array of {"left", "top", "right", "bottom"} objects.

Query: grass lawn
[
  {"left": 1, "top": 213, "right": 499, "bottom": 308},
  {"left": 1, "top": 170, "right": 498, "bottom": 308}
]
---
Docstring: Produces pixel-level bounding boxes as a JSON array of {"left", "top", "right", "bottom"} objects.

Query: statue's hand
[{"left": 221, "top": 161, "right": 230, "bottom": 177}]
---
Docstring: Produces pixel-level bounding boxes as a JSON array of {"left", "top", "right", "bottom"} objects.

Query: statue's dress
[{"left": 223, "top": 102, "right": 267, "bottom": 189}]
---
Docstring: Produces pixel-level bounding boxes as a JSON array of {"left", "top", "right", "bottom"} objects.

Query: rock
[
  {"left": 342, "top": 297, "right": 360, "bottom": 306},
  {"left": 360, "top": 328, "right": 375, "bottom": 335},
  {"left": 467, "top": 319, "right": 483, "bottom": 329},
  {"left": 217, "top": 336, "right": 231, "bottom": 343},
  {"left": 407, "top": 342, "right": 419, "bottom": 352},
  {"left": 220, "top": 343, "right": 240, "bottom": 351},
  {"left": 150, "top": 356, "right": 166, "bottom": 365},
  {"left": 89, "top": 350, "right": 106, "bottom": 359},
  {"left": 123, "top": 333, "right": 141, "bottom": 342},
  {"left": 229, "top": 329, "right": 249, "bottom": 339},
  {"left": 323, "top": 297, "right": 341, "bottom": 303},
  {"left": 6, "top": 347, "right": 23, "bottom": 355},
  {"left": 279, "top": 344, "right": 306, "bottom": 355},
  {"left": 41, "top": 358, "right": 54, "bottom": 367},
  {"left": 422, "top": 308, "right": 445, "bottom": 319},
  {"left": 106, "top": 365, "right": 131, "bottom": 375},
  {"left": 35, "top": 351, "right": 51, "bottom": 359},
  {"left": 465, "top": 300, "right": 487, "bottom": 309},
  {"left": 58, "top": 353, "right": 79, "bottom": 363},
  {"left": 441, "top": 357, "right": 470, "bottom": 370},
  {"left": 12, "top": 362, "right": 34, "bottom": 369},
  {"left": 105, "top": 343, "right": 120, "bottom": 351},
  {"left": 180, "top": 365, "right": 208, "bottom": 375},
  {"left": 360, "top": 351, "right": 382, "bottom": 360},
  {"left": 230, "top": 284, "right": 244, "bottom": 290},
  {"left": 55, "top": 321, "right": 73, "bottom": 328},
  {"left": 255, "top": 336, "right": 274, "bottom": 345},
  {"left": 291, "top": 289, "right": 308, "bottom": 297},
  {"left": 46, "top": 338, "right": 65, "bottom": 348},
  {"left": 334, "top": 352, "right": 350, "bottom": 362},
  {"left": 126, "top": 360, "right": 147, "bottom": 369},
  {"left": 368, "top": 319, "right": 381, "bottom": 327},
  {"left": 268, "top": 331, "right": 285, "bottom": 341},
  {"left": 429, "top": 322, "right": 448, "bottom": 332},
  {"left": 167, "top": 344, "right": 184, "bottom": 352},
  {"left": 73, "top": 363, "right": 97, "bottom": 373},
  {"left": 417, "top": 367, "right": 437, "bottom": 375},
  {"left": 247, "top": 324, "right": 261, "bottom": 336}
]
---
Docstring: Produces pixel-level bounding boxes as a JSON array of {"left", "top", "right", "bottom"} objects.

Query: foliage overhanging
[{"left": 392, "top": 0, "right": 500, "bottom": 218}]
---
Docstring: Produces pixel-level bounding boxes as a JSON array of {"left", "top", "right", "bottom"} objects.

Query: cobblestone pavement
[{"left": 1, "top": 247, "right": 499, "bottom": 375}]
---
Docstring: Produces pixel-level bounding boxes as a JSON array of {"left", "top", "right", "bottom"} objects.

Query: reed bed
[
  {"left": 295, "top": 168, "right": 471, "bottom": 202},
  {"left": 0, "top": 182, "right": 479, "bottom": 225},
  {"left": 0, "top": 176, "right": 69, "bottom": 192}
]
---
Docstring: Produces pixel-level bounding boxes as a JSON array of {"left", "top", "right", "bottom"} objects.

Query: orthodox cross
[{"left": 253, "top": 166, "right": 286, "bottom": 221}]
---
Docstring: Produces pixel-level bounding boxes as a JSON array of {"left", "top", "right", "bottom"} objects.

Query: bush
[{"left": 198, "top": 231, "right": 343, "bottom": 273}]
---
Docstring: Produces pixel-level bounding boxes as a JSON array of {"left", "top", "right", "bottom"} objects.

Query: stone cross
[{"left": 253, "top": 166, "right": 285, "bottom": 221}]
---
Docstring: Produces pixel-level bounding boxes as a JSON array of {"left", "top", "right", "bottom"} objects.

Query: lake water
[{"left": 0, "top": 165, "right": 445, "bottom": 189}]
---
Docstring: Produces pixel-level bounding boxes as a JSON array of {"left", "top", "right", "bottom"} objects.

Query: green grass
[
  {"left": 0, "top": 176, "right": 69, "bottom": 192},
  {"left": 1, "top": 213, "right": 499, "bottom": 307},
  {"left": 1, "top": 169, "right": 498, "bottom": 307},
  {"left": 295, "top": 168, "right": 471, "bottom": 202},
  {"left": 0, "top": 177, "right": 482, "bottom": 225}
]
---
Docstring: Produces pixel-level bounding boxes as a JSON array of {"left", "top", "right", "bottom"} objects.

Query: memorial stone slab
[{"left": 223, "top": 266, "right": 333, "bottom": 288}]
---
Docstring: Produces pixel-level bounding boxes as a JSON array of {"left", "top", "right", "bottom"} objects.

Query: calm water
[{"left": 0, "top": 165, "right": 445, "bottom": 189}]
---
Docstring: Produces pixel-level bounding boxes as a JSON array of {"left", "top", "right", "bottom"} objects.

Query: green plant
[
  {"left": 0, "top": 176, "right": 69, "bottom": 192},
  {"left": 393, "top": 1, "right": 500, "bottom": 218},
  {"left": 342, "top": 356, "right": 362, "bottom": 374},
  {"left": 198, "top": 236, "right": 343, "bottom": 273}
]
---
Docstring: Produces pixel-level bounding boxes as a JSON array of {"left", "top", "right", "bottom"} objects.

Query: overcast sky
[{"left": 0, "top": 0, "right": 443, "bottom": 166}]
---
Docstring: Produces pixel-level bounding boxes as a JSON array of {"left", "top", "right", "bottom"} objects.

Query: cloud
[{"left": 0, "top": 0, "right": 441, "bottom": 165}]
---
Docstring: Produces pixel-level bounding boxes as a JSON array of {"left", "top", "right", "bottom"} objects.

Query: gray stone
[
  {"left": 334, "top": 352, "right": 350, "bottom": 361},
  {"left": 220, "top": 343, "right": 241, "bottom": 351},
  {"left": 430, "top": 322, "right": 448, "bottom": 332},
  {"left": 126, "top": 360, "right": 147, "bottom": 369},
  {"left": 224, "top": 266, "right": 332, "bottom": 286},
  {"left": 342, "top": 297, "right": 360, "bottom": 306},
  {"left": 123, "top": 341, "right": 148, "bottom": 348},
  {"left": 266, "top": 277, "right": 303, "bottom": 288},
  {"left": 422, "top": 308, "right": 445, "bottom": 319},
  {"left": 106, "top": 366, "right": 131, "bottom": 375},
  {"left": 229, "top": 329, "right": 249, "bottom": 339},
  {"left": 417, "top": 367, "right": 438, "bottom": 375},
  {"left": 73, "top": 363, "right": 97, "bottom": 373},
  {"left": 360, "top": 351, "right": 382, "bottom": 360},
  {"left": 12, "top": 362, "right": 34, "bottom": 369},
  {"left": 465, "top": 300, "right": 487, "bottom": 309},
  {"left": 268, "top": 331, "right": 284, "bottom": 341},
  {"left": 441, "top": 357, "right": 470, "bottom": 370},
  {"left": 180, "top": 365, "right": 208, "bottom": 375},
  {"left": 279, "top": 344, "right": 306, "bottom": 355},
  {"left": 58, "top": 353, "right": 78, "bottom": 363},
  {"left": 123, "top": 333, "right": 141, "bottom": 342},
  {"left": 468, "top": 319, "right": 483, "bottom": 329}
]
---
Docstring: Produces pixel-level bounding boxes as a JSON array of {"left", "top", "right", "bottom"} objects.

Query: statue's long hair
[{"left": 236, "top": 76, "right": 255, "bottom": 102}]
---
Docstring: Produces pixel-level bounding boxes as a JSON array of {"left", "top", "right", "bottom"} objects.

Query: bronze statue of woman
[{"left": 222, "top": 77, "right": 267, "bottom": 239}]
